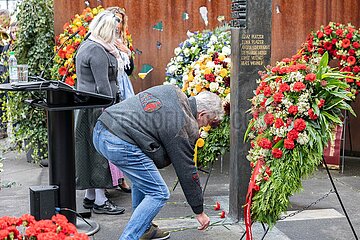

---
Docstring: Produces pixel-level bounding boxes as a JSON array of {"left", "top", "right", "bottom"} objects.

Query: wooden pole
[{"left": 229, "top": 0, "right": 273, "bottom": 221}]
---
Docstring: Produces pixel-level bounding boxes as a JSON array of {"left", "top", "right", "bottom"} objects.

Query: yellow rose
[
  {"left": 203, "top": 125, "right": 211, "bottom": 132},
  {"left": 220, "top": 69, "right": 228, "bottom": 78},
  {"left": 195, "top": 85, "right": 202, "bottom": 93},
  {"left": 218, "top": 54, "right": 226, "bottom": 61},
  {"left": 197, "top": 138, "right": 205, "bottom": 148},
  {"left": 204, "top": 68, "right": 212, "bottom": 75}
]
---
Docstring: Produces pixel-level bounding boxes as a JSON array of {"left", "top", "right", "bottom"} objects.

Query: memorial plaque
[{"left": 229, "top": 0, "right": 272, "bottom": 221}]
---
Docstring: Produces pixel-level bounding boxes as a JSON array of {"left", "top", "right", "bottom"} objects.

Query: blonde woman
[{"left": 75, "top": 10, "right": 125, "bottom": 215}]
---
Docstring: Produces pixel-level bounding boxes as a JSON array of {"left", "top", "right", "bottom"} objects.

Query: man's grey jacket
[{"left": 98, "top": 85, "right": 204, "bottom": 214}]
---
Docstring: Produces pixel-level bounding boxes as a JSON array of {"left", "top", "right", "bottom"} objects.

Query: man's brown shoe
[{"left": 140, "top": 223, "right": 170, "bottom": 240}]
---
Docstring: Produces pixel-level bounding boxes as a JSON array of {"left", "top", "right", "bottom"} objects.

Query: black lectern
[{"left": 0, "top": 80, "right": 114, "bottom": 225}]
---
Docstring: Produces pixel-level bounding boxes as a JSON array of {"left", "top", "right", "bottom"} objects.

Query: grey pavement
[{"left": 0, "top": 137, "right": 359, "bottom": 240}]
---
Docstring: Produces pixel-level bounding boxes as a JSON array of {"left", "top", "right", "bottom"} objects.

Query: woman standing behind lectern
[{"left": 75, "top": 10, "right": 125, "bottom": 215}]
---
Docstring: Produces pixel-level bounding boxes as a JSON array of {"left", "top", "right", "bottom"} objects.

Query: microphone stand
[{"left": 39, "top": 30, "right": 81, "bottom": 80}]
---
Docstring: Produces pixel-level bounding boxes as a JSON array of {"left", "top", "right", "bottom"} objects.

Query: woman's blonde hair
[
  {"left": 89, "top": 10, "right": 120, "bottom": 44},
  {"left": 106, "top": 7, "right": 128, "bottom": 44}
]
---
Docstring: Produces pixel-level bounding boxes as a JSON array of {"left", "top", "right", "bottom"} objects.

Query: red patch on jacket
[{"left": 139, "top": 92, "right": 162, "bottom": 112}]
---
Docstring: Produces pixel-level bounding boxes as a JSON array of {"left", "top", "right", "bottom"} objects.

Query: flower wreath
[
  {"left": 51, "top": 6, "right": 134, "bottom": 86},
  {"left": 182, "top": 52, "right": 231, "bottom": 167},
  {"left": 0, "top": 214, "right": 89, "bottom": 239},
  {"left": 244, "top": 22, "right": 360, "bottom": 240}
]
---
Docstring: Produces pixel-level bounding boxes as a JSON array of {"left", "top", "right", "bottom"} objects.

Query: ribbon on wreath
[{"left": 244, "top": 159, "right": 265, "bottom": 240}]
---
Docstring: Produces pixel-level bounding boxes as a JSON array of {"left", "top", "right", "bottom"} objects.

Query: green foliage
[
  {"left": 4, "top": 0, "right": 54, "bottom": 162},
  {"left": 198, "top": 115, "right": 230, "bottom": 167}
]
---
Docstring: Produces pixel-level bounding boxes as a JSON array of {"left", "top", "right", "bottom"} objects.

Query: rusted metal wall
[
  {"left": 54, "top": 0, "right": 360, "bottom": 152},
  {"left": 271, "top": 0, "right": 360, "bottom": 154},
  {"left": 54, "top": 0, "right": 232, "bottom": 92}
]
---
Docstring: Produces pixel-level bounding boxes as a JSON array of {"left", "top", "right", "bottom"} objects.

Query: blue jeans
[{"left": 93, "top": 121, "right": 170, "bottom": 240}]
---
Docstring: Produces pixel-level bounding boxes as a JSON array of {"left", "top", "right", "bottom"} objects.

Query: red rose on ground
[
  {"left": 263, "top": 86, "right": 272, "bottom": 97},
  {"left": 336, "top": 28, "right": 343, "bottom": 37},
  {"left": 274, "top": 118, "right": 284, "bottom": 128},
  {"left": 346, "top": 32, "right": 353, "bottom": 39},
  {"left": 288, "top": 105, "right": 298, "bottom": 115},
  {"left": 273, "top": 92, "right": 284, "bottom": 103},
  {"left": 258, "top": 138, "right": 272, "bottom": 149},
  {"left": 264, "top": 113, "right": 274, "bottom": 125},
  {"left": 271, "top": 148, "right": 283, "bottom": 158},
  {"left": 353, "top": 66, "right": 360, "bottom": 73},
  {"left": 284, "top": 138, "right": 295, "bottom": 150},
  {"left": 293, "top": 82, "right": 306, "bottom": 92},
  {"left": 317, "top": 31, "right": 324, "bottom": 39},
  {"left": 287, "top": 129, "right": 299, "bottom": 140},
  {"left": 294, "top": 118, "right": 306, "bottom": 131},
  {"left": 324, "top": 41, "right": 333, "bottom": 50},
  {"left": 324, "top": 28, "right": 332, "bottom": 35}
]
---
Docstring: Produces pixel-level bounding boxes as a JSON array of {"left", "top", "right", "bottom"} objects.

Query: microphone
[
  {"left": 39, "top": 29, "right": 81, "bottom": 79},
  {"left": 60, "top": 32, "right": 92, "bottom": 83}
]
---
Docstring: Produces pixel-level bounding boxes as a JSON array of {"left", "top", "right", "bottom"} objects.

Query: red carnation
[
  {"left": 323, "top": 42, "right": 333, "bottom": 50},
  {"left": 324, "top": 28, "right": 332, "bottom": 35},
  {"left": 205, "top": 74, "right": 216, "bottom": 82},
  {"left": 353, "top": 66, "right": 360, "bottom": 73},
  {"left": 273, "top": 92, "right": 284, "bottom": 103},
  {"left": 317, "top": 31, "right": 324, "bottom": 39},
  {"left": 353, "top": 42, "right": 360, "bottom": 49},
  {"left": 258, "top": 138, "right": 272, "bottom": 149},
  {"left": 287, "top": 129, "right": 299, "bottom": 140},
  {"left": 294, "top": 118, "right": 306, "bottom": 132},
  {"left": 346, "top": 32, "right": 353, "bottom": 39},
  {"left": 318, "top": 99, "right": 325, "bottom": 108},
  {"left": 274, "top": 118, "right": 284, "bottom": 128},
  {"left": 264, "top": 113, "right": 274, "bottom": 125},
  {"left": 342, "top": 39, "right": 351, "bottom": 48},
  {"left": 279, "top": 83, "right": 290, "bottom": 92},
  {"left": 284, "top": 138, "right": 295, "bottom": 150},
  {"left": 58, "top": 67, "right": 67, "bottom": 76},
  {"left": 336, "top": 29, "right": 343, "bottom": 37},
  {"left": 271, "top": 148, "right": 283, "bottom": 159},
  {"left": 305, "top": 73, "right": 316, "bottom": 82},
  {"left": 273, "top": 136, "right": 282, "bottom": 143},
  {"left": 288, "top": 105, "right": 298, "bottom": 115},
  {"left": 58, "top": 49, "right": 67, "bottom": 59},
  {"left": 263, "top": 86, "right": 272, "bottom": 97},
  {"left": 347, "top": 56, "right": 356, "bottom": 66},
  {"left": 293, "top": 82, "right": 306, "bottom": 92},
  {"left": 308, "top": 109, "right": 318, "bottom": 120}
]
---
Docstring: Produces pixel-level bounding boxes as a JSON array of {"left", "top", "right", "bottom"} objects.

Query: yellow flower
[
  {"left": 204, "top": 68, "right": 212, "bottom": 75},
  {"left": 220, "top": 68, "right": 228, "bottom": 78},
  {"left": 73, "top": 19, "right": 83, "bottom": 27},
  {"left": 197, "top": 138, "right": 205, "bottom": 148},
  {"left": 92, "top": 8, "right": 98, "bottom": 15},
  {"left": 195, "top": 85, "right": 202, "bottom": 93},
  {"left": 188, "top": 73, "right": 194, "bottom": 81},
  {"left": 218, "top": 54, "right": 226, "bottom": 61},
  {"left": 224, "top": 88, "right": 230, "bottom": 94},
  {"left": 203, "top": 125, "right": 211, "bottom": 132}
]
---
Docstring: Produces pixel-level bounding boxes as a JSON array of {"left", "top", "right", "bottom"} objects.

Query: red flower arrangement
[{"left": 0, "top": 214, "right": 89, "bottom": 240}]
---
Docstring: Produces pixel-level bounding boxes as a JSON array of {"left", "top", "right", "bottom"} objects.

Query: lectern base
[{"left": 76, "top": 217, "right": 100, "bottom": 236}]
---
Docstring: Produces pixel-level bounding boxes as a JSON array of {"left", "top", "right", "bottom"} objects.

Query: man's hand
[{"left": 196, "top": 212, "right": 210, "bottom": 230}]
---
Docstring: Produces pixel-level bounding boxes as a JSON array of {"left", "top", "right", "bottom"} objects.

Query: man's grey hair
[
  {"left": 89, "top": 10, "right": 120, "bottom": 44},
  {"left": 193, "top": 91, "right": 224, "bottom": 120}
]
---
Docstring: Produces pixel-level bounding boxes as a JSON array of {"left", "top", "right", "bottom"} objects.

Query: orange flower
[
  {"left": 58, "top": 67, "right": 67, "bottom": 76},
  {"left": 65, "top": 76, "right": 75, "bottom": 86}
]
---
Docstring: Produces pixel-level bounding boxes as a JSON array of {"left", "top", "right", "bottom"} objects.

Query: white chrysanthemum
[
  {"left": 222, "top": 46, "right": 231, "bottom": 56},
  {"left": 210, "top": 35, "right": 218, "bottom": 43},
  {"left": 183, "top": 48, "right": 190, "bottom": 57},
  {"left": 174, "top": 47, "right": 181, "bottom": 55},
  {"left": 297, "top": 132, "right": 309, "bottom": 145},
  {"left": 167, "top": 65, "right": 177, "bottom": 74},
  {"left": 218, "top": 86, "right": 225, "bottom": 94},
  {"left": 207, "top": 45, "right": 215, "bottom": 54},
  {"left": 189, "top": 81, "right": 195, "bottom": 87},
  {"left": 223, "top": 57, "right": 231, "bottom": 63},
  {"left": 176, "top": 56, "right": 183, "bottom": 62},
  {"left": 209, "top": 82, "right": 219, "bottom": 92},
  {"left": 188, "top": 37, "right": 196, "bottom": 44},
  {"left": 215, "top": 76, "right": 223, "bottom": 83},
  {"left": 200, "top": 131, "right": 209, "bottom": 138},
  {"left": 214, "top": 65, "right": 222, "bottom": 74},
  {"left": 206, "top": 61, "right": 216, "bottom": 69},
  {"left": 169, "top": 78, "right": 177, "bottom": 85},
  {"left": 194, "top": 69, "right": 201, "bottom": 76}
]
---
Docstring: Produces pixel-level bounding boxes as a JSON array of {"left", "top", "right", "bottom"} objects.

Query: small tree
[{"left": 6, "top": 0, "right": 54, "bottom": 161}]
